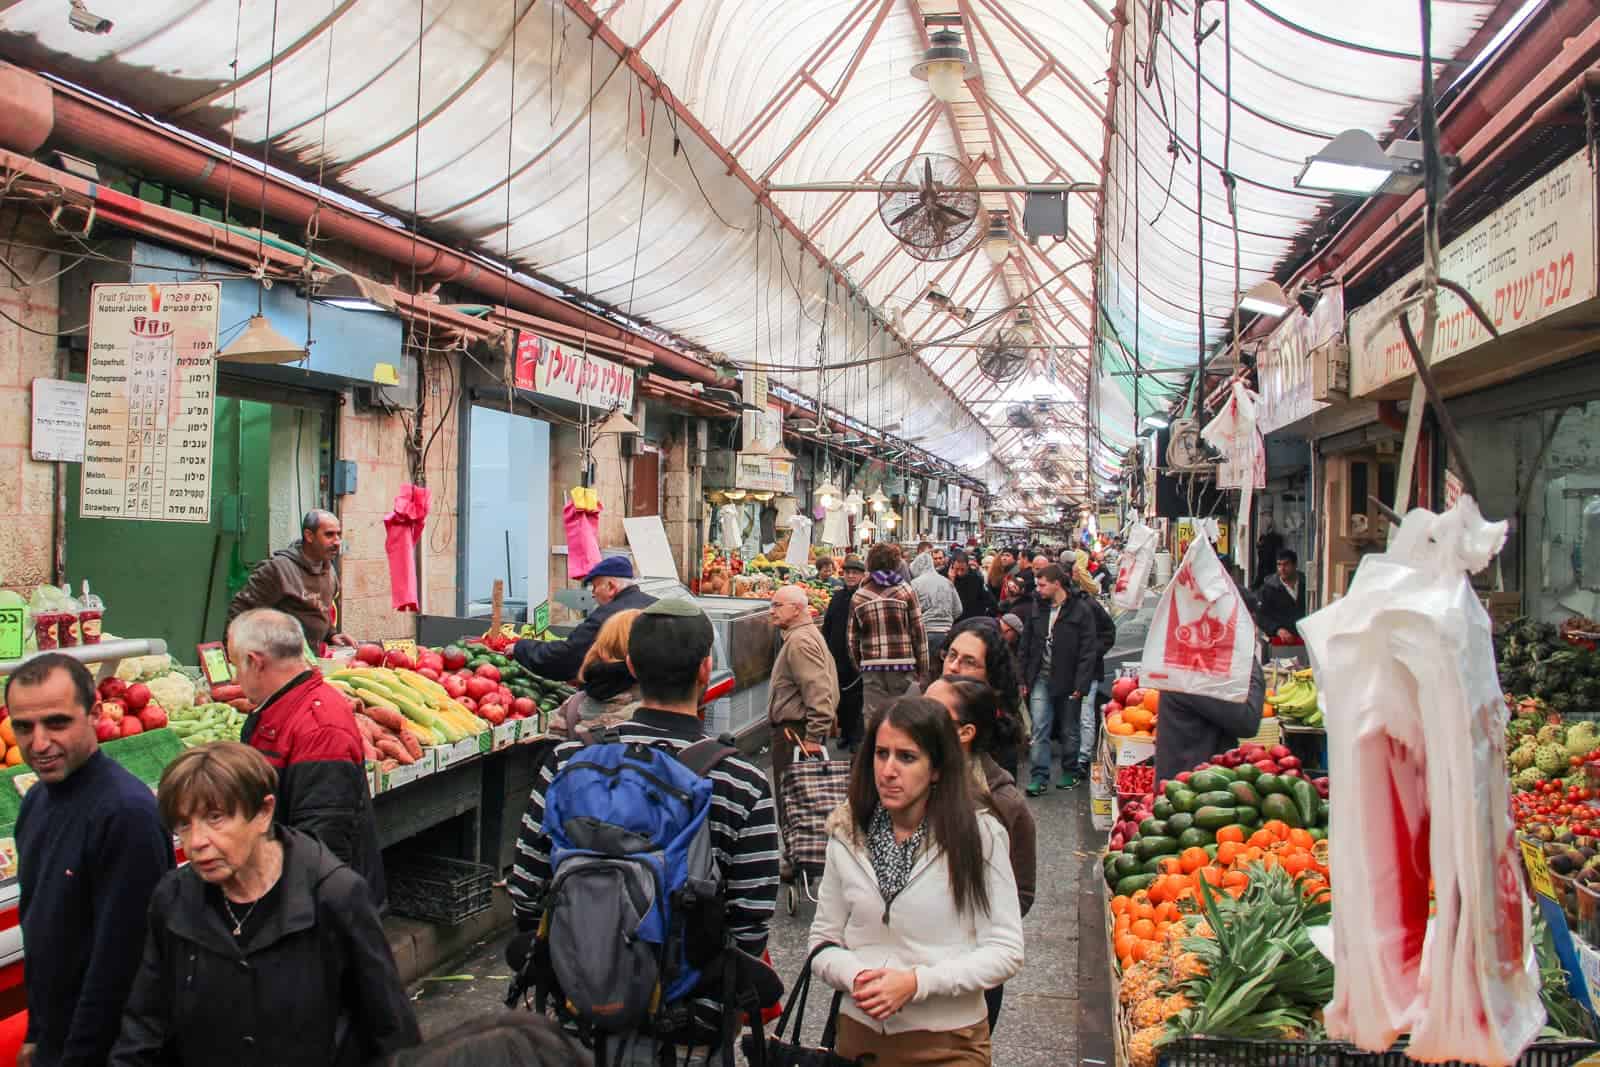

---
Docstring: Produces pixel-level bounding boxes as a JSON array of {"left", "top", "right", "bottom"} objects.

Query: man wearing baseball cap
[{"left": 511, "top": 555, "right": 656, "bottom": 682}]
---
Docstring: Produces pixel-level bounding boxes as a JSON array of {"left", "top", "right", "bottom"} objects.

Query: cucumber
[
  {"left": 1170, "top": 788, "right": 1199, "bottom": 814},
  {"left": 1317, "top": 799, "right": 1331, "bottom": 825},
  {"left": 1112, "top": 853, "right": 1142, "bottom": 878},
  {"left": 1260, "top": 793, "right": 1303, "bottom": 828},
  {"left": 1176, "top": 827, "right": 1213, "bottom": 849},
  {"left": 1152, "top": 797, "right": 1175, "bottom": 821},
  {"left": 1255, "top": 773, "right": 1288, "bottom": 796},
  {"left": 1187, "top": 770, "right": 1230, "bottom": 794},
  {"left": 1192, "top": 790, "right": 1235, "bottom": 809},
  {"left": 1193, "top": 805, "right": 1239, "bottom": 830},
  {"left": 1233, "top": 805, "right": 1260, "bottom": 827},
  {"left": 1115, "top": 874, "right": 1157, "bottom": 897},
  {"left": 1139, "top": 818, "right": 1169, "bottom": 838},
  {"left": 1135, "top": 836, "right": 1180, "bottom": 860},
  {"left": 1229, "top": 782, "right": 1263, "bottom": 808},
  {"left": 1232, "top": 763, "right": 1261, "bottom": 783},
  {"left": 1165, "top": 811, "right": 1195, "bottom": 834}
]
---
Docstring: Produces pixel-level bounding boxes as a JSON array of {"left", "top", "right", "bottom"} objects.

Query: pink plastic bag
[
  {"left": 382, "top": 484, "right": 432, "bottom": 612},
  {"left": 1298, "top": 497, "right": 1541, "bottom": 1064},
  {"left": 564, "top": 498, "right": 602, "bottom": 580},
  {"left": 1138, "top": 534, "right": 1256, "bottom": 702},
  {"left": 1111, "top": 521, "right": 1156, "bottom": 612}
]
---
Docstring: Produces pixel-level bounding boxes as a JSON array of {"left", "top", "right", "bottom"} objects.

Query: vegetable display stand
[
  {"left": 0, "top": 636, "right": 168, "bottom": 684},
  {"left": 385, "top": 853, "right": 495, "bottom": 924}
]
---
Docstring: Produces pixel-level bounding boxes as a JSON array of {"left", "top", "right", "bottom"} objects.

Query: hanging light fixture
[
  {"left": 1294, "top": 129, "right": 1427, "bottom": 197},
  {"left": 868, "top": 487, "right": 889, "bottom": 512},
  {"left": 1013, "top": 308, "right": 1036, "bottom": 343},
  {"left": 909, "top": 20, "right": 977, "bottom": 104},
  {"left": 844, "top": 488, "right": 864, "bottom": 517},
  {"left": 766, "top": 435, "right": 796, "bottom": 462},
  {"left": 724, "top": 488, "right": 747, "bottom": 501},
  {"left": 983, "top": 213, "right": 1012, "bottom": 265},
  {"left": 594, "top": 406, "right": 642, "bottom": 438},
  {"left": 1237, "top": 280, "right": 1292, "bottom": 318},
  {"left": 857, "top": 516, "right": 877, "bottom": 541},
  {"left": 816, "top": 461, "right": 842, "bottom": 510},
  {"left": 219, "top": 315, "right": 306, "bottom": 365},
  {"left": 884, "top": 507, "right": 901, "bottom": 530}
]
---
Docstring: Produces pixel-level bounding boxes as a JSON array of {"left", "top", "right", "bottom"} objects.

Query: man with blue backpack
[{"left": 507, "top": 598, "right": 782, "bottom": 1067}]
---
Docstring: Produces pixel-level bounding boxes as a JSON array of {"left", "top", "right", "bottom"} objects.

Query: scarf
[
  {"left": 869, "top": 569, "right": 904, "bottom": 587},
  {"left": 866, "top": 804, "right": 927, "bottom": 907},
  {"left": 580, "top": 659, "right": 635, "bottom": 703}
]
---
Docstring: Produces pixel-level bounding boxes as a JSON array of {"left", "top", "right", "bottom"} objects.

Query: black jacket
[
  {"left": 951, "top": 571, "right": 994, "bottom": 622},
  {"left": 1086, "top": 594, "right": 1117, "bottom": 679},
  {"left": 110, "top": 828, "right": 420, "bottom": 1067},
  {"left": 1257, "top": 574, "right": 1307, "bottom": 637},
  {"left": 1154, "top": 660, "right": 1266, "bottom": 785},
  {"left": 512, "top": 584, "right": 657, "bottom": 682},
  {"left": 1020, "top": 592, "right": 1099, "bottom": 698},
  {"left": 822, "top": 583, "right": 861, "bottom": 689}
]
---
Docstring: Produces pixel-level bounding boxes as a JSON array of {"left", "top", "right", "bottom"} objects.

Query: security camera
[{"left": 68, "top": 1, "right": 113, "bottom": 34}]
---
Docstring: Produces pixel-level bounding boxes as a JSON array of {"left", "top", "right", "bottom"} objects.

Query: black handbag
[{"left": 742, "top": 943, "right": 871, "bottom": 1067}]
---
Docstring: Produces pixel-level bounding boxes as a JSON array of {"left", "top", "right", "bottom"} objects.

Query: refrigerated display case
[{"left": 635, "top": 577, "right": 777, "bottom": 737}]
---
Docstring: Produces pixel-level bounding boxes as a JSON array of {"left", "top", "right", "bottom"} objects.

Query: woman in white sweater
[{"left": 808, "top": 697, "right": 1025, "bottom": 1065}]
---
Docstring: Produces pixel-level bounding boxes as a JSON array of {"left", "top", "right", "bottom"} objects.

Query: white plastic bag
[
  {"left": 1298, "top": 496, "right": 1541, "bottom": 1065},
  {"left": 1138, "top": 534, "right": 1256, "bottom": 702},
  {"left": 1111, "top": 521, "right": 1157, "bottom": 612}
]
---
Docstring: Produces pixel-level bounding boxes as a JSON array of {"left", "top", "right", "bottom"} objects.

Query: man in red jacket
[{"left": 229, "top": 607, "right": 386, "bottom": 911}]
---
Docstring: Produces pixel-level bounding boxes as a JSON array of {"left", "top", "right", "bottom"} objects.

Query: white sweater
[{"left": 807, "top": 807, "right": 1025, "bottom": 1035}]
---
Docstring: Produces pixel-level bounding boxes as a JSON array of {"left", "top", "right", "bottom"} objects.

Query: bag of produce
[
  {"left": 1298, "top": 496, "right": 1542, "bottom": 1064},
  {"left": 1139, "top": 533, "right": 1256, "bottom": 703},
  {"left": 1111, "top": 521, "right": 1156, "bottom": 612}
]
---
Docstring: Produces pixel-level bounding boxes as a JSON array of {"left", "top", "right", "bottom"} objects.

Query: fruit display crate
[
  {"left": 1157, "top": 1036, "right": 1600, "bottom": 1066},
  {"left": 385, "top": 853, "right": 495, "bottom": 925}
]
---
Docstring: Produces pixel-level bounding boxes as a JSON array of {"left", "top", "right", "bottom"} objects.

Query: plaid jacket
[{"left": 846, "top": 579, "right": 928, "bottom": 676}]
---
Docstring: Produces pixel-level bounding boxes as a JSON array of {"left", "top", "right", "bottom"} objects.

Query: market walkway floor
[{"left": 405, "top": 763, "right": 1116, "bottom": 1066}]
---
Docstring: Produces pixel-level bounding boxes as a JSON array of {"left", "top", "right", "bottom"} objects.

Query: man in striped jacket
[
  {"left": 847, "top": 542, "right": 929, "bottom": 720},
  {"left": 508, "top": 598, "right": 780, "bottom": 1063}
]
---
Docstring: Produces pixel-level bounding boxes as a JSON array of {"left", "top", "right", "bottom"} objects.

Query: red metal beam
[{"left": 801, "top": 98, "right": 938, "bottom": 241}]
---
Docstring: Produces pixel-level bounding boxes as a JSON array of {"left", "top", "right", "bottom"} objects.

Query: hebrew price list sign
[{"left": 80, "top": 283, "right": 220, "bottom": 523}]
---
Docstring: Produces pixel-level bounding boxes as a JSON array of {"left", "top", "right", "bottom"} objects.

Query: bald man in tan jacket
[{"left": 766, "top": 585, "right": 839, "bottom": 836}]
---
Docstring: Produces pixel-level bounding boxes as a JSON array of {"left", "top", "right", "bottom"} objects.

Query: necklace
[{"left": 222, "top": 895, "right": 260, "bottom": 937}]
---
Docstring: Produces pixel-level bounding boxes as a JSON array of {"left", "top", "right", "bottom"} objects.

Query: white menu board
[
  {"left": 80, "top": 283, "right": 219, "bottom": 523},
  {"left": 30, "top": 378, "right": 87, "bottom": 463}
]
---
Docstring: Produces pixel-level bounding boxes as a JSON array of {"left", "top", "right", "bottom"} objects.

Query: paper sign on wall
[
  {"left": 0, "top": 606, "right": 24, "bottom": 660},
  {"left": 31, "top": 378, "right": 87, "bottom": 463},
  {"left": 80, "top": 283, "right": 219, "bottom": 523}
]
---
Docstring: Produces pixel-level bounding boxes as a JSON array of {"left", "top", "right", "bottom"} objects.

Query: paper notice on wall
[
  {"left": 80, "top": 283, "right": 219, "bottom": 523},
  {"left": 30, "top": 378, "right": 87, "bottom": 462}
]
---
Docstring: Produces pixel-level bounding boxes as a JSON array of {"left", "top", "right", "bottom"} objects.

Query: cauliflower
[
  {"left": 114, "top": 653, "right": 174, "bottom": 683},
  {"left": 144, "top": 671, "right": 197, "bottom": 712}
]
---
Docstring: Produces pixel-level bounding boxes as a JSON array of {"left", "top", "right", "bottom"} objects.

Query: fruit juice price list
[{"left": 80, "top": 283, "right": 220, "bottom": 523}]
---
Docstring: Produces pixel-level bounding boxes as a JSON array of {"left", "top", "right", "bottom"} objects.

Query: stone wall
[
  {"left": 0, "top": 211, "right": 61, "bottom": 595},
  {"left": 336, "top": 350, "right": 460, "bottom": 640}
]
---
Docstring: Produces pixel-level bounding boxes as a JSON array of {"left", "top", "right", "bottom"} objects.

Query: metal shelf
[{"left": 0, "top": 637, "right": 169, "bottom": 683}]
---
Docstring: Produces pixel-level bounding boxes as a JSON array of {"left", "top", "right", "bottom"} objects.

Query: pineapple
[
  {"left": 1118, "top": 963, "right": 1158, "bottom": 1008},
  {"left": 1173, "top": 951, "right": 1208, "bottom": 981},
  {"left": 1131, "top": 996, "right": 1169, "bottom": 1029},
  {"left": 1128, "top": 1025, "right": 1167, "bottom": 1067},
  {"left": 1163, "top": 993, "right": 1193, "bottom": 1015}
]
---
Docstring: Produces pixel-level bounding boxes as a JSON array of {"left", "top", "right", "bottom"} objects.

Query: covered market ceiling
[{"left": 0, "top": 0, "right": 1528, "bottom": 512}]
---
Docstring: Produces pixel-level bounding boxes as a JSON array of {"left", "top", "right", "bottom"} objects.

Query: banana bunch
[{"left": 1269, "top": 669, "right": 1322, "bottom": 727}]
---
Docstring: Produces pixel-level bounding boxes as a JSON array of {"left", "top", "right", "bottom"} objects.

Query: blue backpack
[{"left": 534, "top": 730, "right": 738, "bottom": 1042}]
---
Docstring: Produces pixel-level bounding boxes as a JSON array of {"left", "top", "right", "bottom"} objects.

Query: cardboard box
[
  {"left": 381, "top": 749, "right": 437, "bottom": 791},
  {"left": 1090, "top": 794, "right": 1114, "bottom": 831},
  {"left": 435, "top": 737, "right": 481, "bottom": 771},
  {"left": 491, "top": 720, "right": 521, "bottom": 751}
]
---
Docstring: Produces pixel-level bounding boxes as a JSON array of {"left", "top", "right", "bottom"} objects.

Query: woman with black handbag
[{"left": 805, "top": 697, "right": 1024, "bottom": 1065}]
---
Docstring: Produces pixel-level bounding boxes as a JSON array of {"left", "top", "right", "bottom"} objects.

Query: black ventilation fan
[
  {"left": 977, "top": 330, "right": 1030, "bottom": 385},
  {"left": 877, "top": 153, "right": 982, "bottom": 262},
  {"left": 1005, "top": 403, "right": 1036, "bottom": 428}
]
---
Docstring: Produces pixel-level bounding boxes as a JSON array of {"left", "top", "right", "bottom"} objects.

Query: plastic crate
[
  {"left": 1157, "top": 1036, "right": 1600, "bottom": 1067},
  {"left": 386, "top": 854, "right": 495, "bottom": 924}
]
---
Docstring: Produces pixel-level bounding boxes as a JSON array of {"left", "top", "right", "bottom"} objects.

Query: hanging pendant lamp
[{"left": 219, "top": 315, "right": 305, "bottom": 365}]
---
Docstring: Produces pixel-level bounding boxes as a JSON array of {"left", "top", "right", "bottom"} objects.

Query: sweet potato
[
  {"left": 398, "top": 729, "right": 422, "bottom": 761},
  {"left": 374, "top": 735, "right": 413, "bottom": 765},
  {"left": 360, "top": 702, "right": 407, "bottom": 734}
]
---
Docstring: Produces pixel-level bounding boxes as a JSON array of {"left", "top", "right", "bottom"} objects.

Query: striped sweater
[{"left": 508, "top": 707, "right": 780, "bottom": 1041}]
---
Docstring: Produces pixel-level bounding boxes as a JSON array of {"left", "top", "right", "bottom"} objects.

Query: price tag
[
  {"left": 382, "top": 638, "right": 418, "bottom": 660},
  {"left": 1115, "top": 736, "right": 1155, "bottom": 766},
  {"left": 1522, "top": 838, "right": 1556, "bottom": 899},
  {"left": 0, "top": 606, "right": 24, "bottom": 660},
  {"left": 532, "top": 601, "right": 551, "bottom": 634},
  {"left": 196, "top": 642, "right": 233, "bottom": 685}
]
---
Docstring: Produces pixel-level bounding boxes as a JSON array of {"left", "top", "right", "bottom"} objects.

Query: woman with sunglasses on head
[
  {"left": 808, "top": 697, "right": 1024, "bottom": 1066},
  {"left": 922, "top": 677, "right": 1035, "bottom": 1035},
  {"left": 938, "top": 617, "right": 1025, "bottom": 780}
]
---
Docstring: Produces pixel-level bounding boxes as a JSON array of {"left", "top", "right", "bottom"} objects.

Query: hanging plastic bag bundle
[
  {"left": 1298, "top": 496, "right": 1542, "bottom": 1065},
  {"left": 1111, "top": 521, "right": 1157, "bottom": 612},
  {"left": 1139, "top": 533, "right": 1256, "bottom": 702}
]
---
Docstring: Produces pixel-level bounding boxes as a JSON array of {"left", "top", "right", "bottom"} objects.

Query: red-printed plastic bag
[
  {"left": 1138, "top": 534, "right": 1256, "bottom": 702},
  {"left": 1112, "top": 521, "right": 1157, "bottom": 612},
  {"left": 1298, "top": 496, "right": 1540, "bottom": 1065}
]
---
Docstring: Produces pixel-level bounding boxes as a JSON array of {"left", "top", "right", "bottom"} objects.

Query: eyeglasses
[{"left": 943, "top": 647, "right": 985, "bottom": 674}]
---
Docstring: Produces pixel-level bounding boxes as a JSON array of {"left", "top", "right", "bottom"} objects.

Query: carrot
[
  {"left": 352, "top": 713, "right": 380, "bottom": 743},
  {"left": 375, "top": 736, "right": 413, "bottom": 765},
  {"left": 360, "top": 702, "right": 407, "bottom": 734},
  {"left": 398, "top": 729, "right": 422, "bottom": 761}
]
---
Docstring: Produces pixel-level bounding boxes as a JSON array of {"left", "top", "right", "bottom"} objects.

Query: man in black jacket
[
  {"left": 822, "top": 555, "right": 867, "bottom": 749},
  {"left": 9, "top": 654, "right": 174, "bottom": 1067},
  {"left": 1155, "top": 660, "right": 1266, "bottom": 785},
  {"left": 512, "top": 556, "right": 657, "bottom": 681},
  {"left": 1257, "top": 549, "right": 1308, "bottom": 647},
  {"left": 1019, "top": 565, "right": 1099, "bottom": 796},
  {"left": 948, "top": 548, "right": 995, "bottom": 622}
]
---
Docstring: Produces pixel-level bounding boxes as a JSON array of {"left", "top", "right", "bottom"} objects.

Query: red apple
[
  {"left": 1268, "top": 744, "right": 1292, "bottom": 761},
  {"left": 94, "top": 717, "right": 119, "bottom": 742},
  {"left": 464, "top": 676, "right": 495, "bottom": 701},
  {"left": 481, "top": 704, "right": 508, "bottom": 726},
  {"left": 474, "top": 664, "right": 502, "bottom": 683},
  {"left": 356, "top": 644, "right": 385, "bottom": 666},
  {"left": 118, "top": 716, "right": 144, "bottom": 738},
  {"left": 417, "top": 667, "right": 440, "bottom": 682},
  {"left": 98, "top": 677, "right": 128, "bottom": 701},
  {"left": 97, "top": 699, "right": 125, "bottom": 724},
  {"left": 442, "top": 674, "right": 467, "bottom": 698},
  {"left": 383, "top": 650, "right": 415, "bottom": 670},
  {"left": 138, "top": 705, "right": 168, "bottom": 730},
  {"left": 1111, "top": 677, "right": 1138, "bottom": 705},
  {"left": 417, "top": 652, "right": 445, "bottom": 673},
  {"left": 457, "top": 696, "right": 477, "bottom": 713},
  {"left": 512, "top": 697, "right": 537, "bottom": 718},
  {"left": 478, "top": 690, "right": 502, "bottom": 707},
  {"left": 123, "top": 683, "right": 151, "bottom": 712}
]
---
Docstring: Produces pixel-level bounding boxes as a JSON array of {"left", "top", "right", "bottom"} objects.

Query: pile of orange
[
  {"left": 1110, "top": 888, "right": 1185, "bottom": 967},
  {"left": 1107, "top": 687, "right": 1160, "bottom": 740},
  {"left": 0, "top": 718, "right": 20, "bottom": 767}
]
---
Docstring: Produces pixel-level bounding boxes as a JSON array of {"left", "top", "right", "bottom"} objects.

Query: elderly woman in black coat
[{"left": 111, "top": 742, "right": 419, "bottom": 1067}]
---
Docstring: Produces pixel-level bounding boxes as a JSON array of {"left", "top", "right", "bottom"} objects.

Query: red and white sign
[
  {"left": 514, "top": 332, "right": 635, "bottom": 410},
  {"left": 1349, "top": 150, "right": 1597, "bottom": 397}
]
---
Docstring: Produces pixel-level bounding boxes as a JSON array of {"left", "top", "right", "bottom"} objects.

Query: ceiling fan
[{"left": 877, "top": 153, "right": 983, "bottom": 262}]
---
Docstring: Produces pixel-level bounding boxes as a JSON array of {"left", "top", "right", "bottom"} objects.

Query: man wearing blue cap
[{"left": 511, "top": 556, "right": 657, "bottom": 681}]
